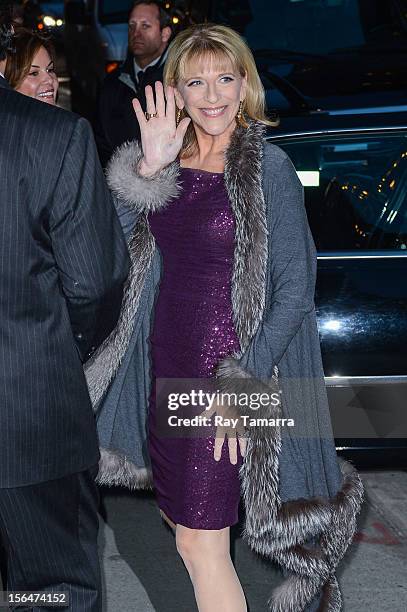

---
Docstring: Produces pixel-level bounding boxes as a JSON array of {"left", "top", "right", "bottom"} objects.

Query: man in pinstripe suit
[{"left": 0, "top": 8, "right": 130, "bottom": 610}]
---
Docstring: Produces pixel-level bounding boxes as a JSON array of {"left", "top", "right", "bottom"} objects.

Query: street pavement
[{"left": 99, "top": 471, "right": 407, "bottom": 612}]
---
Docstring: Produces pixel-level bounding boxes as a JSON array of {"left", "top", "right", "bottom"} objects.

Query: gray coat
[{"left": 85, "top": 121, "right": 363, "bottom": 611}]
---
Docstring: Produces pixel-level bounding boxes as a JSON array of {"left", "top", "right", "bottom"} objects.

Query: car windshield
[
  {"left": 99, "top": 0, "right": 133, "bottom": 24},
  {"left": 210, "top": 0, "right": 407, "bottom": 55}
]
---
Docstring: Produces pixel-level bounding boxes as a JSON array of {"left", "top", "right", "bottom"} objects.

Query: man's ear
[{"left": 161, "top": 26, "right": 172, "bottom": 45}]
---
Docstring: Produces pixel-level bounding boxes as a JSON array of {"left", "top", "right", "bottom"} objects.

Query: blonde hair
[{"left": 163, "top": 23, "right": 278, "bottom": 157}]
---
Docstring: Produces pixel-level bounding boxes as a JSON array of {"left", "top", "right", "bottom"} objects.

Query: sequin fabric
[{"left": 147, "top": 167, "right": 242, "bottom": 529}]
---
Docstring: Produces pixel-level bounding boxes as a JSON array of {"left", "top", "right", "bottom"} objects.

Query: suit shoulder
[
  {"left": 0, "top": 90, "right": 94, "bottom": 171},
  {"left": 1, "top": 88, "right": 89, "bottom": 140},
  {"left": 2, "top": 88, "right": 77, "bottom": 125}
]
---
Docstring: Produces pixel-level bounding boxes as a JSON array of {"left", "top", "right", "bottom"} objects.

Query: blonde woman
[{"left": 86, "top": 23, "right": 363, "bottom": 612}]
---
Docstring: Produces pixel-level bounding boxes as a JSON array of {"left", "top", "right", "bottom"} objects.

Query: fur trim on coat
[
  {"left": 216, "top": 358, "right": 363, "bottom": 611},
  {"left": 85, "top": 121, "right": 364, "bottom": 611},
  {"left": 106, "top": 140, "right": 182, "bottom": 213}
]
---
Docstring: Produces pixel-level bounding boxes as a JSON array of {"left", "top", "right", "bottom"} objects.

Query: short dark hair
[
  {"left": 0, "top": 2, "right": 13, "bottom": 60},
  {"left": 130, "top": 1, "right": 172, "bottom": 30}
]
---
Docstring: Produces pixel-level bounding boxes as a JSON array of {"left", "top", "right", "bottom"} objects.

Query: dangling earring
[
  {"left": 237, "top": 101, "right": 243, "bottom": 121},
  {"left": 236, "top": 100, "right": 248, "bottom": 127},
  {"left": 176, "top": 107, "right": 182, "bottom": 126}
]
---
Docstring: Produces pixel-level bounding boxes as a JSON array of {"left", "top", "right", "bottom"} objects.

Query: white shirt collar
[
  {"left": 134, "top": 55, "right": 160, "bottom": 76},
  {"left": 0, "top": 71, "right": 5, "bottom": 79},
  {"left": 133, "top": 47, "right": 169, "bottom": 79}
]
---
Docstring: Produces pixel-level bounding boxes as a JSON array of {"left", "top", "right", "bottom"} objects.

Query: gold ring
[{"left": 145, "top": 112, "right": 158, "bottom": 120}]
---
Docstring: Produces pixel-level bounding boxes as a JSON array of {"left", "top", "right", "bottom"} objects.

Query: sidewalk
[
  {"left": 100, "top": 471, "right": 407, "bottom": 612},
  {"left": 1, "top": 472, "right": 405, "bottom": 610}
]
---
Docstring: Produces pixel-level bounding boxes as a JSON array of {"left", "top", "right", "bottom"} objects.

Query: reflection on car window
[
  {"left": 210, "top": 0, "right": 407, "bottom": 54},
  {"left": 277, "top": 134, "right": 407, "bottom": 251}
]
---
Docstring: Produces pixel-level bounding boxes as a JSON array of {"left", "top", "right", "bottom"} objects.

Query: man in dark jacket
[
  {"left": 0, "top": 6, "right": 129, "bottom": 610},
  {"left": 94, "top": 0, "right": 172, "bottom": 167}
]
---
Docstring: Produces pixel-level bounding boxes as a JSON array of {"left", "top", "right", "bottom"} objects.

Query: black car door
[{"left": 271, "top": 130, "right": 407, "bottom": 467}]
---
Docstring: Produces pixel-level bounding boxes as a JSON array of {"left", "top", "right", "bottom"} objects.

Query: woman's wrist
[{"left": 138, "top": 157, "right": 166, "bottom": 177}]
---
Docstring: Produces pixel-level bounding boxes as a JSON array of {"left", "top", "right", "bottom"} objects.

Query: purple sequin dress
[{"left": 147, "top": 167, "right": 242, "bottom": 530}]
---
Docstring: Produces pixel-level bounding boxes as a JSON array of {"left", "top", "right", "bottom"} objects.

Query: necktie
[{"left": 137, "top": 70, "right": 144, "bottom": 87}]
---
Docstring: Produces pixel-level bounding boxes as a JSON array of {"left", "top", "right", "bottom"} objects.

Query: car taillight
[{"left": 106, "top": 62, "right": 119, "bottom": 74}]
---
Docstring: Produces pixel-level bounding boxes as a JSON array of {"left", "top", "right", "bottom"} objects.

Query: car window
[
  {"left": 208, "top": 0, "right": 407, "bottom": 54},
  {"left": 274, "top": 133, "right": 407, "bottom": 251}
]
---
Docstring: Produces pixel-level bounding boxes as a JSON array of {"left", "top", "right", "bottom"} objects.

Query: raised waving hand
[{"left": 132, "top": 81, "right": 191, "bottom": 176}]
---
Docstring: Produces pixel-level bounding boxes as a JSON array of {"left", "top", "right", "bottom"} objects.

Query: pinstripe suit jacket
[{"left": 0, "top": 78, "right": 130, "bottom": 487}]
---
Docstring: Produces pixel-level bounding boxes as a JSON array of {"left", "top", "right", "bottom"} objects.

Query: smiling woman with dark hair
[{"left": 4, "top": 27, "right": 58, "bottom": 104}]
